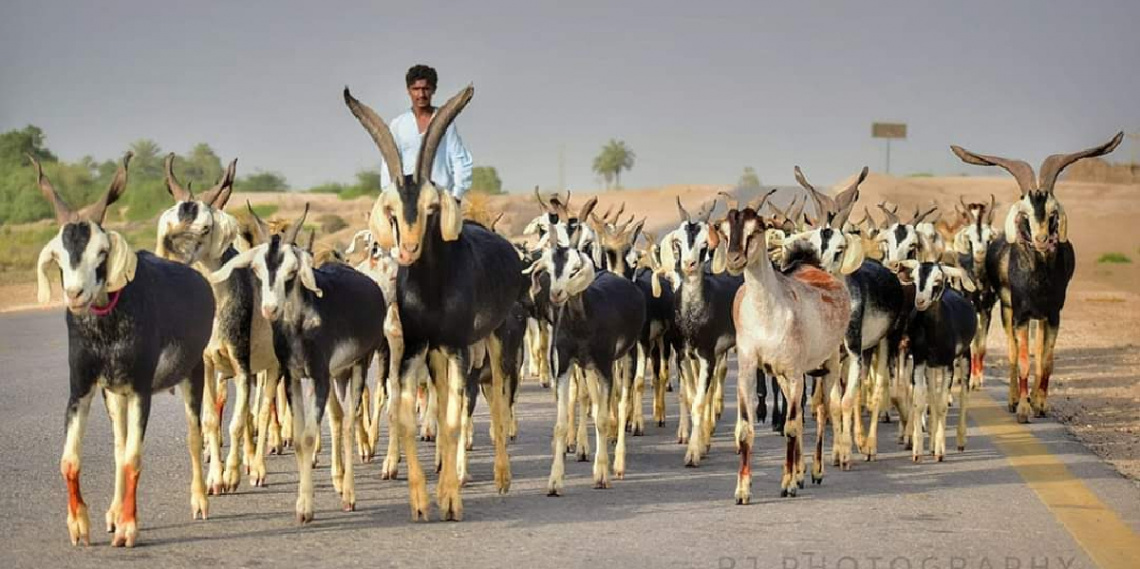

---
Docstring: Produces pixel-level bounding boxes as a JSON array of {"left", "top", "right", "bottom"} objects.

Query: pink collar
[{"left": 90, "top": 289, "right": 122, "bottom": 317}]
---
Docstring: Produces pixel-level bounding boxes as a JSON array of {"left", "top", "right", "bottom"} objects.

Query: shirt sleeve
[{"left": 446, "top": 123, "right": 473, "bottom": 197}]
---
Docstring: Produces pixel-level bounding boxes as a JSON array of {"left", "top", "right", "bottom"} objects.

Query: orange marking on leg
[
  {"left": 739, "top": 443, "right": 751, "bottom": 477},
  {"left": 121, "top": 465, "right": 139, "bottom": 525},
  {"left": 63, "top": 462, "right": 84, "bottom": 516},
  {"left": 1016, "top": 328, "right": 1030, "bottom": 397}
]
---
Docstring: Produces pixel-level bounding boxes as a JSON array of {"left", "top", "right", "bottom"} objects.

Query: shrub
[
  {"left": 1097, "top": 252, "right": 1132, "bottom": 264},
  {"left": 318, "top": 213, "right": 347, "bottom": 234}
]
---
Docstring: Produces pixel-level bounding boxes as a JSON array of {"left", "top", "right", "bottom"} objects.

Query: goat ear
[
  {"left": 706, "top": 224, "right": 720, "bottom": 250},
  {"left": 36, "top": 236, "right": 61, "bottom": 304},
  {"left": 527, "top": 267, "right": 545, "bottom": 302},
  {"left": 368, "top": 194, "right": 397, "bottom": 249},
  {"left": 952, "top": 229, "right": 971, "bottom": 255},
  {"left": 208, "top": 211, "right": 239, "bottom": 260},
  {"left": 650, "top": 271, "right": 663, "bottom": 298},
  {"left": 104, "top": 231, "right": 137, "bottom": 292},
  {"left": 1003, "top": 202, "right": 1022, "bottom": 244},
  {"left": 1055, "top": 202, "right": 1068, "bottom": 243},
  {"left": 711, "top": 240, "right": 727, "bottom": 274},
  {"left": 298, "top": 252, "right": 323, "bottom": 297},
  {"left": 438, "top": 188, "right": 462, "bottom": 242},
  {"left": 895, "top": 262, "right": 916, "bottom": 284},
  {"left": 211, "top": 247, "right": 258, "bottom": 284},
  {"left": 345, "top": 229, "right": 371, "bottom": 256},
  {"left": 839, "top": 235, "right": 864, "bottom": 275},
  {"left": 943, "top": 266, "right": 976, "bottom": 292}
]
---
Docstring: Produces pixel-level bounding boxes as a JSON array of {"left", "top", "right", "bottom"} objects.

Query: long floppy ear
[
  {"left": 896, "top": 259, "right": 920, "bottom": 284},
  {"left": 36, "top": 237, "right": 60, "bottom": 304},
  {"left": 104, "top": 231, "right": 138, "bottom": 292},
  {"left": 942, "top": 266, "right": 976, "bottom": 292},
  {"left": 706, "top": 223, "right": 720, "bottom": 250},
  {"left": 839, "top": 234, "right": 864, "bottom": 275},
  {"left": 650, "top": 271, "right": 663, "bottom": 299},
  {"left": 298, "top": 252, "right": 324, "bottom": 297},
  {"left": 438, "top": 188, "right": 462, "bottom": 241},
  {"left": 952, "top": 229, "right": 971, "bottom": 255},
  {"left": 207, "top": 211, "right": 240, "bottom": 259},
  {"left": 211, "top": 247, "right": 259, "bottom": 283},
  {"left": 344, "top": 229, "right": 372, "bottom": 255},
  {"left": 368, "top": 194, "right": 397, "bottom": 249},
  {"left": 711, "top": 236, "right": 727, "bottom": 275},
  {"left": 1055, "top": 201, "right": 1068, "bottom": 243},
  {"left": 1004, "top": 203, "right": 1023, "bottom": 244}
]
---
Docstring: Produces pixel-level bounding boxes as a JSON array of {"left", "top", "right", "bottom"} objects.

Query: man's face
[{"left": 408, "top": 79, "right": 435, "bottom": 110}]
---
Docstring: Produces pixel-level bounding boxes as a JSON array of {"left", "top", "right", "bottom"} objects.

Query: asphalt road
[{"left": 1, "top": 309, "right": 1138, "bottom": 569}]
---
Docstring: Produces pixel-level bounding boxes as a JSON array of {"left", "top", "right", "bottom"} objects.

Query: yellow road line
[{"left": 971, "top": 391, "right": 1140, "bottom": 569}]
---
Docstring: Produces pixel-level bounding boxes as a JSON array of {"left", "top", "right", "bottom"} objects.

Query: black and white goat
[
  {"left": 525, "top": 246, "right": 646, "bottom": 493},
  {"left": 951, "top": 195, "right": 999, "bottom": 390},
  {"left": 156, "top": 154, "right": 285, "bottom": 493},
  {"left": 211, "top": 205, "right": 386, "bottom": 521},
  {"left": 951, "top": 132, "right": 1122, "bottom": 422},
  {"left": 897, "top": 261, "right": 977, "bottom": 461},
  {"left": 876, "top": 202, "right": 940, "bottom": 269},
  {"left": 34, "top": 153, "right": 214, "bottom": 547},
  {"left": 791, "top": 166, "right": 909, "bottom": 465},
  {"left": 346, "top": 85, "right": 523, "bottom": 520},
  {"left": 662, "top": 197, "right": 744, "bottom": 467}
]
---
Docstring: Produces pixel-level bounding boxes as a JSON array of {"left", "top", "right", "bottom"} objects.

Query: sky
[{"left": 2, "top": 1, "right": 1138, "bottom": 192}]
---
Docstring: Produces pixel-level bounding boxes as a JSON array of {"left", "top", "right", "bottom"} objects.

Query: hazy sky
[{"left": 2, "top": 1, "right": 1138, "bottom": 191}]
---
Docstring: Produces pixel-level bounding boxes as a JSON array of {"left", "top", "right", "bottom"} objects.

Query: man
[{"left": 379, "top": 64, "right": 474, "bottom": 199}]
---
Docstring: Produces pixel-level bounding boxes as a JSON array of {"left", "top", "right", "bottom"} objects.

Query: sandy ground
[{"left": 4, "top": 175, "right": 1138, "bottom": 480}]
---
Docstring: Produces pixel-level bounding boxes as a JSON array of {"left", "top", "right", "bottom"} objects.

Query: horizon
[{"left": 2, "top": 1, "right": 1138, "bottom": 191}]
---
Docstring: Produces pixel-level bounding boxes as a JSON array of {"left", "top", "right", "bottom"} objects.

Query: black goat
[
  {"left": 212, "top": 205, "right": 387, "bottom": 521},
  {"left": 951, "top": 132, "right": 1122, "bottom": 422},
  {"left": 345, "top": 85, "right": 523, "bottom": 521},
  {"left": 526, "top": 246, "right": 646, "bottom": 493},
  {"left": 33, "top": 153, "right": 214, "bottom": 547},
  {"left": 898, "top": 261, "right": 977, "bottom": 461}
]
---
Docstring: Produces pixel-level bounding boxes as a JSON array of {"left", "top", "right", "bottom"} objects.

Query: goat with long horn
[{"left": 950, "top": 131, "right": 1123, "bottom": 422}]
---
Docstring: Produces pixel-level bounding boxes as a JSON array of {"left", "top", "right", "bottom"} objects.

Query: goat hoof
[
  {"left": 615, "top": 471, "right": 625, "bottom": 480},
  {"left": 811, "top": 474, "right": 823, "bottom": 485},
  {"left": 343, "top": 501, "right": 356, "bottom": 512},
  {"left": 912, "top": 455, "right": 922, "bottom": 463},
  {"left": 111, "top": 520, "right": 137, "bottom": 548},
  {"left": 786, "top": 486, "right": 797, "bottom": 498},
  {"left": 594, "top": 479, "right": 611, "bottom": 490},
  {"left": 565, "top": 443, "right": 576, "bottom": 454},
  {"left": 798, "top": 479, "right": 805, "bottom": 489},
  {"left": 957, "top": 445, "right": 965, "bottom": 452},
  {"left": 936, "top": 454, "right": 944, "bottom": 463},
  {"left": 657, "top": 420, "right": 666, "bottom": 427},
  {"left": 576, "top": 451, "right": 589, "bottom": 463},
  {"left": 780, "top": 488, "right": 789, "bottom": 498}
]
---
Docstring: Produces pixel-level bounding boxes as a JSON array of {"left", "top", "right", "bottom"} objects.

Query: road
[{"left": 1, "top": 309, "right": 1138, "bottom": 569}]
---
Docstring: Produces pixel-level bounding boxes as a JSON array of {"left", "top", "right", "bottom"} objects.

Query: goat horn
[
  {"left": 749, "top": 188, "right": 778, "bottom": 212},
  {"left": 490, "top": 211, "right": 505, "bottom": 233},
  {"left": 831, "top": 166, "right": 868, "bottom": 229},
  {"left": 951, "top": 143, "right": 1038, "bottom": 196},
  {"left": 787, "top": 195, "right": 806, "bottom": 226},
  {"left": 877, "top": 201, "right": 900, "bottom": 226},
  {"left": 675, "top": 196, "right": 692, "bottom": 223},
  {"left": 164, "top": 153, "right": 193, "bottom": 201},
  {"left": 200, "top": 158, "right": 238, "bottom": 210},
  {"left": 718, "top": 191, "right": 739, "bottom": 212},
  {"left": 344, "top": 86, "right": 404, "bottom": 190},
  {"left": 27, "top": 153, "right": 76, "bottom": 224},
  {"left": 698, "top": 199, "right": 717, "bottom": 223},
  {"left": 1038, "top": 131, "right": 1124, "bottom": 193},
  {"left": 912, "top": 203, "right": 938, "bottom": 225},
  {"left": 795, "top": 165, "right": 836, "bottom": 222},
  {"left": 80, "top": 151, "right": 132, "bottom": 225},
  {"left": 958, "top": 194, "right": 969, "bottom": 211},
  {"left": 284, "top": 203, "right": 310, "bottom": 245},
  {"left": 533, "top": 186, "right": 549, "bottom": 210},
  {"left": 986, "top": 194, "right": 997, "bottom": 225},
  {"left": 415, "top": 84, "right": 474, "bottom": 186},
  {"left": 246, "top": 200, "right": 270, "bottom": 244}
]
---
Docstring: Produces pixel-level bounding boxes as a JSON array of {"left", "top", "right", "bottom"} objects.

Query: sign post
[{"left": 872, "top": 122, "right": 907, "bottom": 174}]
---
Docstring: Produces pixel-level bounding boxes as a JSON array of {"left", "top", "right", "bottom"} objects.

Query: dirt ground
[{"left": 5, "top": 175, "right": 1138, "bottom": 480}]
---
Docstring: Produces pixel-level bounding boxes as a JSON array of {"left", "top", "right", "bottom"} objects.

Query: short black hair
[{"left": 406, "top": 64, "right": 438, "bottom": 89}]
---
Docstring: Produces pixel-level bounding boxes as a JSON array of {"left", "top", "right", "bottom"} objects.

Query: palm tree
[{"left": 592, "top": 139, "right": 636, "bottom": 190}]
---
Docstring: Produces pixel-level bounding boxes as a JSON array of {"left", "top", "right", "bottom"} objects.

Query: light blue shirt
[{"left": 379, "top": 109, "right": 473, "bottom": 198}]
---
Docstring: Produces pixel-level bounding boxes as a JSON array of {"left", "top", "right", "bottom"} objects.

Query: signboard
[{"left": 872, "top": 122, "right": 907, "bottom": 139}]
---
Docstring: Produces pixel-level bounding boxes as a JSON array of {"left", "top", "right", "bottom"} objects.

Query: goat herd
[{"left": 29, "top": 84, "right": 1123, "bottom": 547}]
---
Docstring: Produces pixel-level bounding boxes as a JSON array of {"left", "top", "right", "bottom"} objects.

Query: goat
[
  {"left": 663, "top": 197, "right": 744, "bottom": 467},
  {"left": 712, "top": 190, "right": 851, "bottom": 503},
  {"left": 790, "top": 166, "right": 909, "bottom": 465},
  {"left": 525, "top": 246, "right": 646, "bottom": 493},
  {"left": 951, "top": 132, "right": 1123, "bottom": 422},
  {"left": 630, "top": 232, "right": 678, "bottom": 431},
  {"left": 33, "top": 153, "right": 214, "bottom": 547},
  {"left": 876, "top": 202, "right": 940, "bottom": 269},
  {"left": 951, "top": 195, "right": 999, "bottom": 390},
  {"left": 211, "top": 204, "right": 386, "bottom": 520},
  {"left": 155, "top": 154, "right": 285, "bottom": 493},
  {"left": 346, "top": 85, "right": 523, "bottom": 520},
  {"left": 897, "top": 261, "right": 977, "bottom": 460}
]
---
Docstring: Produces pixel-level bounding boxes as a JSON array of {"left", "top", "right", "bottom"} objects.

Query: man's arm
[{"left": 446, "top": 124, "right": 473, "bottom": 198}]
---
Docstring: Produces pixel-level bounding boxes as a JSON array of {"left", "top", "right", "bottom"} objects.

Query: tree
[
  {"left": 235, "top": 170, "right": 289, "bottom": 193},
  {"left": 128, "top": 139, "right": 164, "bottom": 181},
  {"left": 0, "top": 125, "right": 56, "bottom": 166},
  {"left": 592, "top": 139, "right": 635, "bottom": 190},
  {"left": 179, "top": 143, "right": 224, "bottom": 187},
  {"left": 738, "top": 166, "right": 761, "bottom": 188},
  {"left": 470, "top": 166, "right": 503, "bottom": 194}
]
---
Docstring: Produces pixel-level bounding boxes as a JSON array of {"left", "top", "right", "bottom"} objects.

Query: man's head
[{"left": 406, "top": 64, "right": 438, "bottom": 111}]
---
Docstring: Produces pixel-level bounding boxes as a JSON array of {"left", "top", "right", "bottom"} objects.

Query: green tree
[
  {"left": 470, "top": 166, "right": 503, "bottom": 194},
  {"left": 0, "top": 125, "right": 57, "bottom": 166},
  {"left": 177, "top": 143, "right": 224, "bottom": 188},
  {"left": 738, "top": 166, "right": 761, "bottom": 188},
  {"left": 235, "top": 170, "right": 289, "bottom": 193},
  {"left": 592, "top": 139, "right": 635, "bottom": 190}
]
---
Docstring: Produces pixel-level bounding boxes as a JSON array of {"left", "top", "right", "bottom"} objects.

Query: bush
[
  {"left": 1097, "top": 252, "right": 1132, "bottom": 264},
  {"left": 310, "top": 182, "right": 346, "bottom": 194},
  {"left": 471, "top": 166, "right": 503, "bottom": 194}
]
